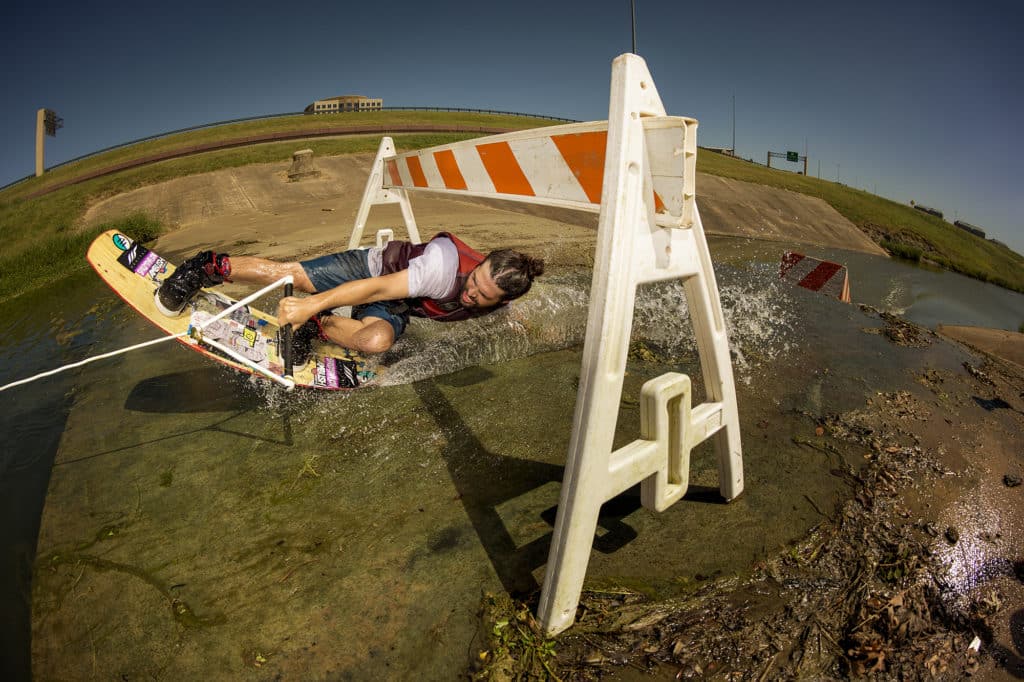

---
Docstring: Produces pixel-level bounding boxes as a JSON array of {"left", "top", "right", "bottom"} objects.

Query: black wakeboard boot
[
  {"left": 154, "top": 250, "right": 231, "bottom": 316},
  {"left": 283, "top": 313, "right": 330, "bottom": 368}
]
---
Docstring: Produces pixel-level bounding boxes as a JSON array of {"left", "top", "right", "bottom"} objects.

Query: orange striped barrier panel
[{"left": 376, "top": 118, "right": 695, "bottom": 226}]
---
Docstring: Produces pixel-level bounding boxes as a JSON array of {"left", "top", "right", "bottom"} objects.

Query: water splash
[
  {"left": 720, "top": 261, "right": 800, "bottom": 381},
  {"left": 377, "top": 273, "right": 589, "bottom": 386},
  {"left": 374, "top": 262, "right": 800, "bottom": 387},
  {"left": 880, "top": 276, "right": 910, "bottom": 315}
]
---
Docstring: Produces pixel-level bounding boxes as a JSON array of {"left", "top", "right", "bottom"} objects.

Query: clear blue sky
[{"left": 2, "top": 0, "right": 1021, "bottom": 253}]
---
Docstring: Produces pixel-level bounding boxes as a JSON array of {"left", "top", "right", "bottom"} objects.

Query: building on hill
[
  {"left": 912, "top": 203, "right": 944, "bottom": 219},
  {"left": 305, "top": 95, "right": 383, "bottom": 114},
  {"left": 953, "top": 220, "right": 986, "bottom": 239}
]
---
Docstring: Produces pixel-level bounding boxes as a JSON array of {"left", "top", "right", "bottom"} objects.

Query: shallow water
[
  {"left": 711, "top": 237, "right": 1024, "bottom": 332},
  {"left": 4, "top": 242, "right": 1020, "bottom": 678}
]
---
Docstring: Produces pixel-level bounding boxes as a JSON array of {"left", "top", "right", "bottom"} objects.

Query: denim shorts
[{"left": 300, "top": 249, "right": 409, "bottom": 340}]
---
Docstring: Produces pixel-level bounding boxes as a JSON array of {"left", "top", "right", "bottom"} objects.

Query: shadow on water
[
  {"left": 414, "top": 377, "right": 650, "bottom": 596},
  {"left": 58, "top": 370, "right": 295, "bottom": 469},
  {"left": 124, "top": 368, "right": 266, "bottom": 414},
  {"left": 414, "top": 378, "right": 561, "bottom": 595},
  {"left": 0, "top": 391, "right": 72, "bottom": 682}
]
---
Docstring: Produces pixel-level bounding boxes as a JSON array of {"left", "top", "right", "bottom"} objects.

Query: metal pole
[
  {"left": 732, "top": 94, "right": 736, "bottom": 154},
  {"left": 631, "top": 0, "right": 637, "bottom": 53}
]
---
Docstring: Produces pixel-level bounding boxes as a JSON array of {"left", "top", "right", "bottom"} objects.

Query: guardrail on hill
[
  {"left": 0, "top": 107, "right": 579, "bottom": 194},
  {"left": 16, "top": 124, "right": 542, "bottom": 200}
]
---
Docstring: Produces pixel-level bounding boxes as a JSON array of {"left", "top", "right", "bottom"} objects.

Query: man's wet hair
[{"left": 486, "top": 250, "right": 545, "bottom": 300}]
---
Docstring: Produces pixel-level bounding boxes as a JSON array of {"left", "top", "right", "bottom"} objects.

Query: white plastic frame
[{"left": 349, "top": 54, "right": 743, "bottom": 636}]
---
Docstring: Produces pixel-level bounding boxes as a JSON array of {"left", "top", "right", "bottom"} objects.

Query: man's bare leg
[
  {"left": 229, "top": 257, "right": 316, "bottom": 293},
  {"left": 320, "top": 316, "right": 395, "bottom": 354},
  {"left": 228, "top": 258, "right": 395, "bottom": 354}
]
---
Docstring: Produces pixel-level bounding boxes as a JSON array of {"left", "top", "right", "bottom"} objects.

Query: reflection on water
[
  {"left": 711, "top": 237, "right": 1024, "bottom": 331},
  {"left": 3, "top": 242, "right": 1021, "bottom": 678},
  {"left": 0, "top": 270, "right": 113, "bottom": 681}
]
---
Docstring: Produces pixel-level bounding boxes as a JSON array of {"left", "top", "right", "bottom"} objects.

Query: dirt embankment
[
  {"left": 83, "top": 152, "right": 887, "bottom": 263},
  {"left": 938, "top": 326, "right": 1024, "bottom": 369}
]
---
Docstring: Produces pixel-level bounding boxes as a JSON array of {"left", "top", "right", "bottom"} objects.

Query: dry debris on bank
[{"left": 858, "top": 305, "right": 936, "bottom": 348}]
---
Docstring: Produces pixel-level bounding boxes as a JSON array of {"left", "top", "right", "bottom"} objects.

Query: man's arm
[{"left": 277, "top": 270, "right": 410, "bottom": 328}]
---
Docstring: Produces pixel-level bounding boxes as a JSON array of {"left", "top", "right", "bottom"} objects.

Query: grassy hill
[
  {"left": 0, "top": 112, "right": 560, "bottom": 302},
  {"left": 0, "top": 111, "right": 1021, "bottom": 303},
  {"left": 697, "top": 151, "right": 1024, "bottom": 292}
]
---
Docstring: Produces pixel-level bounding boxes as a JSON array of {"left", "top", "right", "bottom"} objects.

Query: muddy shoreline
[{"left": 475, "top": 314, "right": 1024, "bottom": 681}]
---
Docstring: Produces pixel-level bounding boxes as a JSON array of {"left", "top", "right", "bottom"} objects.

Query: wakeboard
[{"left": 87, "top": 230, "right": 374, "bottom": 389}]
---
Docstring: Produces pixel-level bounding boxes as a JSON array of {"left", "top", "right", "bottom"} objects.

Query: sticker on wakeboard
[
  {"left": 112, "top": 233, "right": 133, "bottom": 251},
  {"left": 116, "top": 242, "right": 168, "bottom": 282},
  {"left": 314, "top": 356, "right": 360, "bottom": 389},
  {"left": 191, "top": 308, "right": 271, "bottom": 365}
]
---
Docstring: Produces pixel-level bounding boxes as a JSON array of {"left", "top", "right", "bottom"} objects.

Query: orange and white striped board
[
  {"left": 780, "top": 251, "right": 851, "bottom": 303},
  {"left": 380, "top": 119, "right": 696, "bottom": 227}
]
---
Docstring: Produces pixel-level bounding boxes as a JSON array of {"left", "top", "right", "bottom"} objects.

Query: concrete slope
[{"left": 83, "top": 152, "right": 886, "bottom": 262}]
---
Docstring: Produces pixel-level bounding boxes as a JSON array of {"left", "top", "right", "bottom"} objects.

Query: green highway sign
[{"left": 786, "top": 151, "right": 799, "bottom": 162}]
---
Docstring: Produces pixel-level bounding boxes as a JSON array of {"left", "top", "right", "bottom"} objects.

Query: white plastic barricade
[{"left": 350, "top": 53, "right": 743, "bottom": 636}]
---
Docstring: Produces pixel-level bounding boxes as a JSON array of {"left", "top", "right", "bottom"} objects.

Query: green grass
[
  {"left": 0, "top": 113, "right": 540, "bottom": 302},
  {"left": 879, "top": 239, "right": 922, "bottom": 262},
  {"left": 1, "top": 112, "right": 1021, "bottom": 302},
  {"left": 0, "top": 213, "right": 163, "bottom": 302},
  {"left": 696, "top": 151, "right": 1024, "bottom": 293}
]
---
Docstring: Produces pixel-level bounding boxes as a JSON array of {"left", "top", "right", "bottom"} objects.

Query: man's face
[{"left": 460, "top": 259, "right": 506, "bottom": 309}]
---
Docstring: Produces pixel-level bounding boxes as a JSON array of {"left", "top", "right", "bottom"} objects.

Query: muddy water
[{"left": 5, "top": 242, "right": 1018, "bottom": 678}]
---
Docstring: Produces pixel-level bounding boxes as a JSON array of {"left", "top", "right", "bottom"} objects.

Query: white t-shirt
[{"left": 366, "top": 237, "right": 460, "bottom": 299}]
